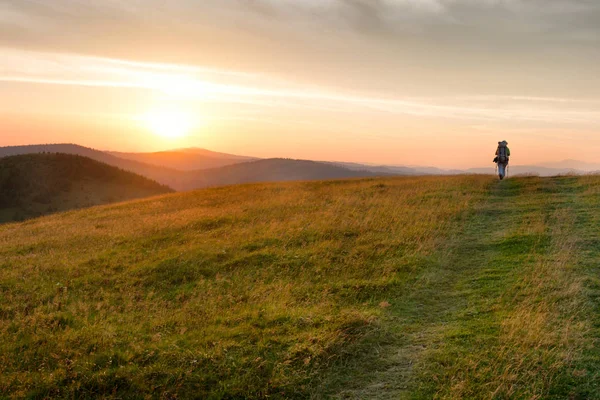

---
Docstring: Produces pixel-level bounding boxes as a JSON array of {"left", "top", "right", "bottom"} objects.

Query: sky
[{"left": 1, "top": 0, "right": 599, "bottom": 168}]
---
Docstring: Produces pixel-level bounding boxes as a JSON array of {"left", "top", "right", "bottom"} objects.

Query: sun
[{"left": 141, "top": 109, "right": 194, "bottom": 139}]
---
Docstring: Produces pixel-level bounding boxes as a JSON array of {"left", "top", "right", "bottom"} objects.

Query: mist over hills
[
  {"left": 466, "top": 165, "right": 586, "bottom": 177},
  {"left": 0, "top": 153, "right": 173, "bottom": 223},
  {"left": 181, "top": 158, "right": 382, "bottom": 188},
  {"left": 336, "top": 162, "right": 596, "bottom": 177},
  {"left": 328, "top": 161, "right": 420, "bottom": 176},
  {"left": 537, "top": 159, "right": 600, "bottom": 172}
]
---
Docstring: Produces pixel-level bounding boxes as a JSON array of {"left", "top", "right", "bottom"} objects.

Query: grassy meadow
[{"left": 1, "top": 175, "right": 600, "bottom": 398}]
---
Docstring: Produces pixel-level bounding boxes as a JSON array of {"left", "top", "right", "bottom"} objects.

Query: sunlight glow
[{"left": 141, "top": 109, "right": 195, "bottom": 139}]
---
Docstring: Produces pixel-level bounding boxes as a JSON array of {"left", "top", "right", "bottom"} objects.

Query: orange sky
[{"left": 1, "top": 1, "right": 599, "bottom": 168}]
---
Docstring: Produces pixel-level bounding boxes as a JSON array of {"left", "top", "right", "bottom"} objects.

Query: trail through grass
[{"left": 325, "top": 176, "right": 600, "bottom": 399}]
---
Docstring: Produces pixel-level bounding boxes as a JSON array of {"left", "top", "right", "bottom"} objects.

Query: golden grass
[
  {"left": 0, "top": 175, "right": 490, "bottom": 398},
  {"left": 4, "top": 175, "right": 599, "bottom": 398}
]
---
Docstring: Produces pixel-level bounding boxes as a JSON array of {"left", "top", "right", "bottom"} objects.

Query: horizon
[
  {"left": 1, "top": 1, "right": 599, "bottom": 169},
  {"left": 4, "top": 142, "right": 600, "bottom": 172}
]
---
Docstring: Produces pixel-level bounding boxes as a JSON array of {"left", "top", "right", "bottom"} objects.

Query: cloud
[
  {"left": 4, "top": 0, "right": 599, "bottom": 44},
  {"left": 225, "top": 0, "right": 600, "bottom": 38},
  {"left": 1, "top": 0, "right": 599, "bottom": 100},
  {"left": 2, "top": 48, "right": 599, "bottom": 125}
]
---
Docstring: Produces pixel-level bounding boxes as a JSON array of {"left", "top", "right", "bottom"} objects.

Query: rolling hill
[
  {"left": 329, "top": 161, "right": 420, "bottom": 175},
  {"left": 2, "top": 175, "right": 600, "bottom": 398},
  {"left": 0, "top": 144, "right": 389, "bottom": 191},
  {"left": 0, "top": 153, "right": 173, "bottom": 223},
  {"left": 0, "top": 144, "right": 182, "bottom": 188},
  {"left": 108, "top": 148, "right": 257, "bottom": 171},
  {"left": 178, "top": 158, "right": 383, "bottom": 188}
]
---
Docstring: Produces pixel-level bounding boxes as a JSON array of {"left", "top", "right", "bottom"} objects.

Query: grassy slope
[
  {"left": 1, "top": 175, "right": 600, "bottom": 398},
  {"left": 325, "top": 176, "right": 600, "bottom": 399},
  {"left": 0, "top": 153, "right": 173, "bottom": 223}
]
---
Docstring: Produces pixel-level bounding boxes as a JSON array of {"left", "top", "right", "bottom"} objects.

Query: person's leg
[{"left": 498, "top": 163, "right": 506, "bottom": 179}]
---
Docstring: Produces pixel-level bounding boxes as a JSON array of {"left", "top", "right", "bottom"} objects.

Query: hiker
[{"left": 494, "top": 141, "right": 510, "bottom": 180}]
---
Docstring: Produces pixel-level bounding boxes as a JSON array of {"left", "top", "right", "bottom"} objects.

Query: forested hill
[{"left": 0, "top": 153, "right": 173, "bottom": 222}]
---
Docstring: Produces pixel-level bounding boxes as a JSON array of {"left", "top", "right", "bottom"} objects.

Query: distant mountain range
[
  {"left": 466, "top": 165, "right": 595, "bottom": 177},
  {"left": 0, "top": 144, "right": 384, "bottom": 191},
  {"left": 182, "top": 158, "right": 381, "bottom": 188},
  {"left": 538, "top": 159, "right": 600, "bottom": 171},
  {"left": 0, "top": 153, "right": 173, "bottom": 223},
  {"left": 1, "top": 144, "right": 597, "bottom": 194},
  {"left": 328, "top": 161, "right": 420, "bottom": 176},
  {"left": 108, "top": 148, "right": 257, "bottom": 171}
]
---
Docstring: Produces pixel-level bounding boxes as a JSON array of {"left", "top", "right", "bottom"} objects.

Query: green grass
[{"left": 1, "top": 175, "right": 600, "bottom": 398}]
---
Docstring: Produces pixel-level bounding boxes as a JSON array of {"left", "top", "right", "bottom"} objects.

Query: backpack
[{"left": 497, "top": 144, "right": 508, "bottom": 164}]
